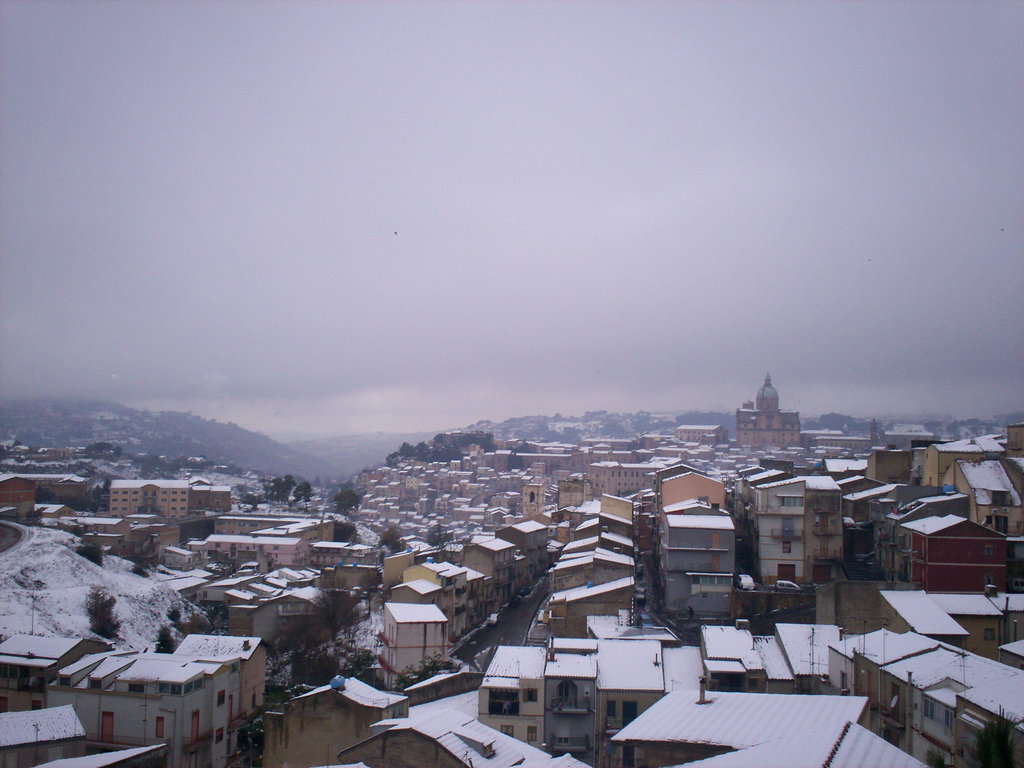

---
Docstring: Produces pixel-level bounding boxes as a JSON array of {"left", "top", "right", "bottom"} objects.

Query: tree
[
  {"left": 394, "top": 654, "right": 458, "bottom": 690},
  {"left": 155, "top": 625, "right": 176, "bottom": 653},
  {"left": 240, "top": 492, "right": 261, "bottom": 511},
  {"left": 264, "top": 475, "right": 296, "bottom": 503},
  {"left": 379, "top": 526, "right": 404, "bottom": 553},
  {"left": 86, "top": 586, "right": 120, "bottom": 639},
  {"left": 334, "top": 521, "right": 358, "bottom": 542},
  {"left": 973, "top": 715, "right": 1018, "bottom": 768},
  {"left": 333, "top": 488, "right": 362, "bottom": 515},
  {"left": 292, "top": 481, "right": 313, "bottom": 509},
  {"left": 340, "top": 648, "right": 377, "bottom": 686},
  {"left": 426, "top": 524, "right": 452, "bottom": 549},
  {"left": 314, "top": 589, "right": 361, "bottom": 640}
]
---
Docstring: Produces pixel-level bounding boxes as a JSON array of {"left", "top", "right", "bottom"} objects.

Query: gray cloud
[{"left": 2, "top": 1, "right": 1021, "bottom": 437}]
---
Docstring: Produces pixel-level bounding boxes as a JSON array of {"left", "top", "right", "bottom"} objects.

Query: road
[
  {"left": 0, "top": 521, "right": 24, "bottom": 554},
  {"left": 454, "top": 580, "right": 550, "bottom": 672}
]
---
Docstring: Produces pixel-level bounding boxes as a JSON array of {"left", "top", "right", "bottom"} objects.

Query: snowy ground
[{"left": 0, "top": 523, "right": 193, "bottom": 650}]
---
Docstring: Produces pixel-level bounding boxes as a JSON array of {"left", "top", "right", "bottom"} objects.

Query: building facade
[{"left": 735, "top": 374, "right": 801, "bottom": 448}]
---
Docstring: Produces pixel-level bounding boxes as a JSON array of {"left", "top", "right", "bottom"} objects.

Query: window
[
  {"left": 128, "top": 683, "right": 145, "bottom": 694},
  {"left": 984, "top": 545, "right": 994, "bottom": 557},
  {"left": 522, "top": 688, "right": 537, "bottom": 702},
  {"left": 155, "top": 717, "right": 164, "bottom": 738},
  {"left": 984, "top": 628, "right": 995, "bottom": 641},
  {"left": 0, "top": 697, "right": 6, "bottom": 713},
  {"left": 607, "top": 700, "right": 617, "bottom": 717},
  {"left": 217, "top": 690, "right": 226, "bottom": 706},
  {"left": 216, "top": 728, "right": 224, "bottom": 743},
  {"left": 500, "top": 725, "right": 514, "bottom": 737},
  {"left": 31, "top": 700, "right": 42, "bottom": 710},
  {"left": 527, "top": 725, "right": 538, "bottom": 742},
  {"left": 89, "top": 679, "right": 102, "bottom": 689},
  {"left": 59, "top": 677, "right": 70, "bottom": 687},
  {"left": 622, "top": 745, "right": 636, "bottom": 768},
  {"left": 782, "top": 541, "right": 792, "bottom": 554}
]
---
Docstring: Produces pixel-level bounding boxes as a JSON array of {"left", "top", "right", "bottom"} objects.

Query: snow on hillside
[{"left": 0, "top": 524, "right": 192, "bottom": 650}]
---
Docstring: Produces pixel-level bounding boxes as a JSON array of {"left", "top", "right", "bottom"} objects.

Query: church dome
[{"left": 757, "top": 374, "right": 779, "bottom": 402}]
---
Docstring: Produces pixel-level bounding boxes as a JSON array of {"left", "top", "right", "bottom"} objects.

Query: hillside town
[{"left": 1, "top": 379, "right": 1023, "bottom": 768}]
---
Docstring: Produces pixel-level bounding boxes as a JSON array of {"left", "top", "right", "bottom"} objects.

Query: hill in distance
[{"left": 0, "top": 399, "right": 340, "bottom": 480}]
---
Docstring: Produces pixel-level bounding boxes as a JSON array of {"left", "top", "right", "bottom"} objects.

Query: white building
[
  {"left": 48, "top": 650, "right": 244, "bottom": 768},
  {"left": 379, "top": 602, "right": 449, "bottom": 687}
]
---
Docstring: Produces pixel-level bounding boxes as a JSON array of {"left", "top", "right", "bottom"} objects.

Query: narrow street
[{"left": 454, "top": 580, "right": 550, "bottom": 672}]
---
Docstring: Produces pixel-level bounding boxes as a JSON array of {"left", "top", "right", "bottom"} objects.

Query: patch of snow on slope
[{"left": 0, "top": 524, "right": 191, "bottom": 650}]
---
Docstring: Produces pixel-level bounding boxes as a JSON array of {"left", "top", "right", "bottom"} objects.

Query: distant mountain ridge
[{"left": 0, "top": 398, "right": 339, "bottom": 480}]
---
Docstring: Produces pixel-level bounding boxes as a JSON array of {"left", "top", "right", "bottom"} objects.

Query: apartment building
[
  {"left": 49, "top": 649, "right": 248, "bottom": 768},
  {"left": 755, "top": 476, "right": 842, "bottom": 585}
]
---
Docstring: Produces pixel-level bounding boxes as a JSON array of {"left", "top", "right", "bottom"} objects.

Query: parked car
[
  {"left": 736, "top": 574, "right": 756, "bottom": 591},
  {"left": 487, "top": 613, "right": 499, "bottom": 626},
  {"left": 517, "top": 585, "right": 533, "bottom": 598},
  {"left": 774, "top": 579, "right": 801, "bottom": 593}
]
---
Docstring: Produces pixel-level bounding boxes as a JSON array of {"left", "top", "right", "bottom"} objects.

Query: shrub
[
  {"left": 86, "top": 586, "right": 120, "bottom": 639},
  {"left": 76, "top": 543, "right": 103, "bottom": 566}
]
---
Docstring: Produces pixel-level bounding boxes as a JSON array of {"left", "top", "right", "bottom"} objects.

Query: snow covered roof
[
  {"left": 899, "top": 514, "right": 970, "bottom": 535},
  {"left": 173, "top": 634, "right": 261, "bottom": 661},
  {"left": 485, "top": 646, "right": 546, "bottom": 679},
  {"left": 926, "top": 593, "right": 1003, "bottom": 617},
  {"left": 596, "top": 640, "right": 664, "bottom": 691},
  {"left": 879, "top": 591, "right": 969, "bottom": 637},
  {"left": 664, "top": 514, "right": 735, "bottom": 531},
  {"left": 828, "top": 629, "right": 940, "bottom": 666},
  {"left": 661, "top": 646, "right": 704, "bottom": 691},
  {"left": 612, "top": 690, "right": 866, "bottom": 750},
  {"left": 372, "top": 707, "right": 578, "bottom": 768},
  {"left": 294, "top": 677, "right": 407, "bottom": 709},
  {"left": 758, "top": 475, "right": 840, "bottom": 492},
  {"left": 110, "top": 479, "right": 190, "bottom": 489},
  {"left": 752, "top": 636, "right": 794, "bottom": 681},
  {"left": 0, "top": 706, "right": 85, "bottom": 747},
  {"left": 509, "top": 519, "right": 547, "bottom": 534},
  {"left": 549, "top": 576, "right": 633, "bottom": 604},
  {"left": 956, "top": 460, "right": 1021, "bottom": 506},
  {"left": 0, "top": 635, "right": 84, "bottom": 661},
  {"left": 774, "top": 623, "right": 840, "bottom": 677},
  {"left": 545, "top": 652, "right": 597, "bottom": 680},
  {"left": 396, "top": 578, "right": 442, "bottom": 595},
  {"left": 701, "top": 626, "right": 762, "bottom": 672},
  {"left": 882, "top": 645, "right": 1014, "bottom": 693},
  {"left": 674, "top": 720, "right": 924, "bottom": 768},
  {"left": 843, "top": 484, "right": 899, "bottom": 502},
  {"left": 384, "top": 602, "right": 447, "bottom": 624},
  {"left": 36, "top": 745, "right": 167, "bottom": 768}
]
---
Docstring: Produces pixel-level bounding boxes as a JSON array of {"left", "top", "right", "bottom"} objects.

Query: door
[
  {"left": 191, "top": 710, "right": 200, "bottom": 744},
  {"left": 778, "top": 564, "right": 796, "bottom": 581},
  {"left": 101, "top": 711, "right": 114, "bottom": 742}
]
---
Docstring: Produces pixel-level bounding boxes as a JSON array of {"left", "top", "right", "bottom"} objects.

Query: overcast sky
[{"left": 2, "top": 1, "right": 1021, "bottom": 440}]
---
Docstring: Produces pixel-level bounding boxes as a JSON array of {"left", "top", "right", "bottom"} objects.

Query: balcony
[
  {"left": 550, "top": 696, "right": 590, "bottom": 713},
  {"left": 550, "top": 735, "right": 590, "bottom": 752},
  {"left": 765, "top": 528, "right": 802, "bottom": 540}
]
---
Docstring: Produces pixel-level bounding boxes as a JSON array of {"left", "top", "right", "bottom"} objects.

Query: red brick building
[
  {"left": 901, "top": 514, "right": 1006, "bottom": 592},
  {"left": 0, "top": 474, "right": 36, "bottom": 518}
]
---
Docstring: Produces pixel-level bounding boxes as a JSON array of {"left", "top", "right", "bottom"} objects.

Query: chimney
[{"left": 697, "top": 676, "right": 709, "bottom": 704}]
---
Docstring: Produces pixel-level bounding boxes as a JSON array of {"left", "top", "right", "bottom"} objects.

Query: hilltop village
[{"left": 1, "top": 379, "right": 1023, "bottom": 768}]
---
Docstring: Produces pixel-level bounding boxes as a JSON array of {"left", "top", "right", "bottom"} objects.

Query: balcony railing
[
  {"left": 550, "top": 696, "right": 590, "bottom": 713},
  {"left": 551, "top": 735, "right": 590, "bottom": 752},
  {"left": 765, "top": 528, "right": 802, "bottom": 539}
]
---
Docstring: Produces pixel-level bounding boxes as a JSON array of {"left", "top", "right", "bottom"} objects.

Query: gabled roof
[
  {"left": 612, "top": 690, "right": 866, "bottom": 749},
  {"left": 956, "top": 460, "right": 1021, "bottom": 506},
  {"left": 173, "top": 634, "right": 261, "bottom": 661},
  {"left": 485, "top": 646, "right": 546, "bottom": 679},
  {"left": 384, "top": 602, "right": 448, "bottom": 623},
  {"left": 880, "top": 591, "right": 969, "bottom": 637}
]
